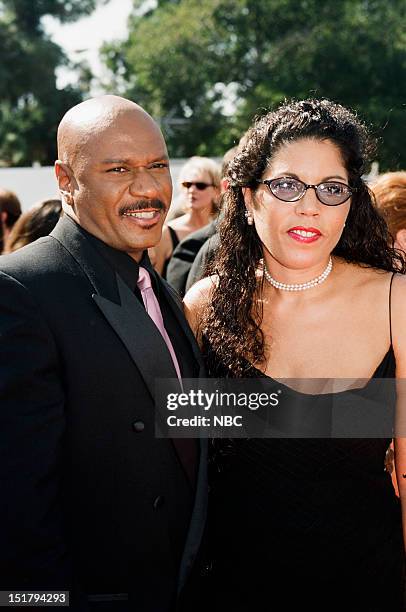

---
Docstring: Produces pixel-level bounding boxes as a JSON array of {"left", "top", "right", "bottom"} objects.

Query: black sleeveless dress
[{"left": 205, "top": 343, "right": 405, "bottom": 609}]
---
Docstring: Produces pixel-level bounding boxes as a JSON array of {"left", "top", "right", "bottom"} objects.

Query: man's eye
[
  {"left": 151, "top": 162, "right": 169, "bottom": 169},
  {"left": 108, "top": 167, "right": 127, "bottom": 173}
]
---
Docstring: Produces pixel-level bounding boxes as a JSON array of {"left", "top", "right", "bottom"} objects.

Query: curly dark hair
[{"left": 200, "top": 98, "right": 405, "bottom": 376}]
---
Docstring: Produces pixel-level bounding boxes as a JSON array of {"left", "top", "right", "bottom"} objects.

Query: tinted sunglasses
[
  {"left": 257, "top": 177, "right": 354, "bottom": 206},
  {"left": 182, "top": 181, "right": 213, "bottom": 190}
]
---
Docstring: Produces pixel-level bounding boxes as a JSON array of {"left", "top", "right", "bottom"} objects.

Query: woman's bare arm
[{"left": 183, "top": 276, "right": 217, "bottom": 342}]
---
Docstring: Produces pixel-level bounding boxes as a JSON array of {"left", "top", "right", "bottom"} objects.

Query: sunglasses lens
[
  {"left": 317, "top": 182, "right": 351, "bottom": 205},
  {"left": 182, "top": 181, "right": 210, "bottom": 190},
  {"left": 269, "top": 178, "right": 305, "bottom": 201}
]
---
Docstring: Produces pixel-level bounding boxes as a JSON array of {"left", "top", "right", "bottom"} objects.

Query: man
[
  {"left": 0, "top": 187, "right": 22, "bottom": 252},
  {"left": 0, "top": 96, "right": 206, "bottom": 611}
]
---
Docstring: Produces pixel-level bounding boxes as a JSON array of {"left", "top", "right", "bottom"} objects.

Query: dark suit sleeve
[
  {"left": 185, "top": 234, "right": 220, "bottom": 293},
  {"left": 0, "top": 271, "right": 70, "bottom": 590},
  {"left": 166, "top": 237, "right": 199, "bottom": 297}
]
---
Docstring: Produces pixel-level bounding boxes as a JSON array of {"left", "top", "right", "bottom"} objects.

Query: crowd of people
[{"left": 0, "top": 95, "right": 405, "bottom": 611}]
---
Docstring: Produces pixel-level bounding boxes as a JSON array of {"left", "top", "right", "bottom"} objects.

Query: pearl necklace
[{"left": 263, "top": 257, "right": 333, "bottom": 291}]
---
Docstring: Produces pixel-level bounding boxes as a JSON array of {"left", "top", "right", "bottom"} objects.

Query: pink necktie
[{"left": 137, "top": 267, "right": 182, "bottom": 382}]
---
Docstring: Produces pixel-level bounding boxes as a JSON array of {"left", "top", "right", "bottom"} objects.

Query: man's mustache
[{"left": 119, "top": 199, "right": 167, "bottom": 215}]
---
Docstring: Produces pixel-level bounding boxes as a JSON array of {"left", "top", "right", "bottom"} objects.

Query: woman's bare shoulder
[
  {"left": 389, "top": 273, "right": 406, "bottom": 343},
  {"left": 391, "top": 274, "right": 406, "bottom": 322},
  {"left": 183, "top": 276, "right": 218, "bottom": 335},
  {"left": 338, "top": 258, "right": 391, "bottom": 280},
  {"left": 337, "top": 259, "right": 395, "bottom": 294}
]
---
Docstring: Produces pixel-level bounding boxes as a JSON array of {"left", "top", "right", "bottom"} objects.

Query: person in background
[
  {"left": 151, "top": 156, "right": 221, "bottom": 276},
  {"left": 373, "top": 171, "right": 406, "bottom": 253},
  {"left": 185, "top": 137, "right": 251, "bottom": 293},
  {"left": 3, "top": 198, "right": 62, "bottom": 253},
  {"left": 0, "top": 188, "right": 22, "bottom": 253},
  {"left": 166, "top": 147, "right": 237, "bottom": 296}
]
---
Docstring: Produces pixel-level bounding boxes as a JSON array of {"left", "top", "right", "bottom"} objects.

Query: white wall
[{"left": 0, "top": 167, "right": 59, "bottom": 212}]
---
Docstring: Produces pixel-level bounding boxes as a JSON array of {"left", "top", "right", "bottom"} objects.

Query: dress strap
[
  {"left": 389, "top": 272, "right": 396, "bottom": 346},
  {"left": 168, "top": 225, "right": 180, "bottom": 250}
]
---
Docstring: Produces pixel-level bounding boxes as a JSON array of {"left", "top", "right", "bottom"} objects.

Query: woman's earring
[{"left": 245, "top": 210, "right": 254, "bottom": 226}]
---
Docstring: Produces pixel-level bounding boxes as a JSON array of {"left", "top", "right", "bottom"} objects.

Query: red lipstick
[{"left": 287, "top": 226, "right": 321, "bottom": 244}]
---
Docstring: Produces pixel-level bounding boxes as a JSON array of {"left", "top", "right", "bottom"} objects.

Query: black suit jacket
[
  {"left": 166, "top": 221, "right": 217, "bottom": 297},
  {"left": 0, "top": 215, "right": 207, "bottom": 611},
  {"left": 186, "top": 233, "right": 220, "bottom": 293}
]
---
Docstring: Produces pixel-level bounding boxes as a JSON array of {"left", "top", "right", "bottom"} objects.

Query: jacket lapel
[
  {"left": 51, "top": 216, "right": 181, "bottom": 399},
  {"left": 93, "top": 275, "right": 181, "bottom": 395}
]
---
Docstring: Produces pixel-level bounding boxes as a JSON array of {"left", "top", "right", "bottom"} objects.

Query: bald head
[
  {"left": 57, "top": 95, "right": 163, "bottom": 169},
  {"left": 54, "top": 94, "right": 172, "bottom": 260}
]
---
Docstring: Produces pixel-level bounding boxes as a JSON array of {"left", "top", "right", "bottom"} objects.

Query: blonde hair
[{"left": 372, "top": 171, "right": 406, "bottom": 237}]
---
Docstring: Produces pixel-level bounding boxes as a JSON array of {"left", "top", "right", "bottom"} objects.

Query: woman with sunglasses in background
[
  {"left": 152, "top": 156, "right": 220, "bottom": 276},
  {"left": 184, "top": 99, "right": 406, "bottom": 610}
]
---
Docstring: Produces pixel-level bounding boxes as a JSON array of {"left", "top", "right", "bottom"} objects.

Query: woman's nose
[{"left": 294, "top": 188, "right": 320, "bottom": 215}]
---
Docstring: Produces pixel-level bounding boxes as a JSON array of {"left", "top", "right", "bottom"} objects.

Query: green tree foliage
[
  {"left": 102, "top": 0, "right": 406, "bottom": 168},
  {"left": 0, "top": 0, "right": 103, "bottom": 166}
]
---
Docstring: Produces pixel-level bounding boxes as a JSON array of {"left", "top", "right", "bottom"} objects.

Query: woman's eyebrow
[
  {"left": 322, "top": 175, "right": 348, "bottom": 182},
  {"left": 268, "top": 172, "right": 348, "bottom": 182}
]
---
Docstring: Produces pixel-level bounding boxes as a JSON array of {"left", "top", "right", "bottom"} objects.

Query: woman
[
  {"left": 184, "top": 99, "right": 406, "bottom": 610},
  {"left": 152, "top": 156, "right": 220, "bottom": 276}
]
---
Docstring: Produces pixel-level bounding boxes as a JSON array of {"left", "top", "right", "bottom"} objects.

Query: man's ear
[
  {"left": 395, "top": 228, "right": 406, "bottom": 252},
  {"left": 55, "top": 161, "right": 74, "bottom": 207}
]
